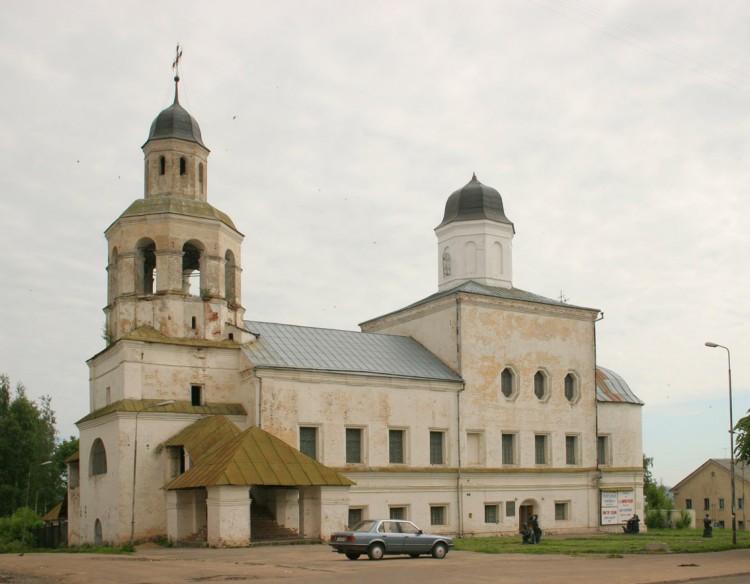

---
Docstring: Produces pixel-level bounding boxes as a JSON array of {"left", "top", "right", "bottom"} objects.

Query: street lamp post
[
  {"left": 21, "top": 460, "right": 52, "bottom": 549},
  {"left": 130, "top": 400, "right": 174, "bottom": 546},
  {"left": 705, "top": 342, "right": 736, "bottom": 545}
]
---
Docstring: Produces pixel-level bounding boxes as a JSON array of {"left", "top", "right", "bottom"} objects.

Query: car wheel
[
  {"left": 409, "top": 553, "right": 420, "bottom": 558},
  {"left": 367, "top": 543, "right": 385, "bottom": 561},
  {"left": 431, "top": 542, "right": 448, "bottom": 559},
  {"left": 345, "top": 552, "right": 360, "bottom": 560}
]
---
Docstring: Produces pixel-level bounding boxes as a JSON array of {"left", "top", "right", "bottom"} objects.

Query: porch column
[
  {"left": 274, "top": 488, "right": 299, "bottom": 532},
  {"left": 299, "top": 485, "right": 350, "bottom": 541},
  {"left": 206, "top": 485, "right": 252, "bottom": 547}
]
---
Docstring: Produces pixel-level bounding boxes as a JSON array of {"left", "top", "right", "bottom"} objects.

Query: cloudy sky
[{"left": 1, "top": 0, "right": 748, "bottom": 487}]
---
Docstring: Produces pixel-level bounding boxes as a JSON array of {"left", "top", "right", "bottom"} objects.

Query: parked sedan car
[{"left": 329, "top": 519, "right": 453, "bottom": 560}]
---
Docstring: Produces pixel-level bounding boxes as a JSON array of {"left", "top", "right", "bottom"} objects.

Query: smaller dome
[
  {"left": 145, "top": 100, "right": 206, "bottom": 148},
  {"left": 437, "top": 173, "right": 513, "bottom": 229}
]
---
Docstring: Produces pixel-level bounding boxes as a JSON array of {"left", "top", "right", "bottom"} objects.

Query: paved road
[{"left": 1, "top": 544, "right": 749, "bottom": 584}]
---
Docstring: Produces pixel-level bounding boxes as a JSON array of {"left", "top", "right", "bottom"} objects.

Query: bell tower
[
  {"left": 435, "top": 174, "right": 515, "bottom": 291},
  {"left": 103, "top": 65, "right": 244, "bottom": 344}
]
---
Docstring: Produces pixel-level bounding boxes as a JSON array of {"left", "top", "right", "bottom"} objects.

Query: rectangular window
[
  {"left": 740, "top": 498, "right": 745, "bottom": 510},
  {"left": 484, "top": 504, "right": 499, "bottom": 524},
  {"left": 191, "top": 385, "right": 202, "bottom": 406},
  {"left": 685, "top": 499, "right": 693, "bottom": 510},
  {"left": 704, "top": 498, "right": 710, "bottom": 511},
  {"left": 346, "top": 428, "right": 362, "bottom": 464},
  {"left": 430, "top": 505, "right": 446, "bottom": 526},
  {"left": 389, "top": 506, "right": 406, "bottom": 520},
  {"left": 597, "top": 435, "right": 608, "bottom": 465},
  {"left": 565, "top": 435, "right": 579, "bottom": 465},
  {"left": 299, "top": 426, "right": 317, "bottom": 460},
  {"left": 535, "top": 434, "right": 548, "bottom": 465},
  {"left": 430, "top": 431, "right": 445, "bottom": 465},
  {"left": 502, "top": 433, "right": 515, "bottom": 465},
  {"left": 719, "top": 498, "right": 725, "bottom": 509},
  {"left": 348, "top": 508, "right": 363, "bottom": 528},
  {"left": 389, "top": 429, "right": 404, "bottom": 464},
  {"left": 466, "top": 432, "right": 483, "bottom": 465},
  {"left": 505, "top": 501, "right": 516, "bottom": 517},
  {"left": 555, "top": 502, "right": 569, "bottom": 521}
]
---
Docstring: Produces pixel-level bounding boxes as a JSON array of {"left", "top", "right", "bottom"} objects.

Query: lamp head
[{"left": 705, "top": 342, "right": 719, "bottom": 348}]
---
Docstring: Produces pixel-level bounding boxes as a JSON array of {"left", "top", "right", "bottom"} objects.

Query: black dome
[
  {"left": 145, "top": 100, "right": 206, "bottom": 148},
  {"left": 437, "top": 174, "right": 513, "bottom": 229}
]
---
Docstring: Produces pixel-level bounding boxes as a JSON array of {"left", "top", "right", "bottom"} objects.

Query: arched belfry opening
[
  {"left": 224, "top": 250, "right": 236, "bottom": 303},
  {"left": 136, "top": 239, "right": 156, "bottom": 295},
  {"left": 108, "top": 248, "right": 119, "bottom": 305},
  {"left": 182, "top": 241, "right": 204, "bottom": 296}
]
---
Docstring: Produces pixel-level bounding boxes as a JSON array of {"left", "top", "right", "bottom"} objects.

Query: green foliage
[
  {"left": 453, "top": 528, "right": 750, "bottom": 555},
  {"left": 643, "top": 454, "right": 673, "bottom": 511},
  {"left": 644, "top": 509, "right": 669, "bottom": 529},
  {"left": 0, "top": 374, "right": 59, "bottom": 517},
  {"left": 0, "top": 507, "right": 43, "bottom": 551},
  {"left": 674, "top": 509, "right": 692, "bottom": 529},
  {"left": 735, "top": 414, "right": 750, "bottom": 463}
]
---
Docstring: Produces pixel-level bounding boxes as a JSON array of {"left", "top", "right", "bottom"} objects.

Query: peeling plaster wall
[{"left": 597, "top": 402, "right": 643, "bottom": 469}]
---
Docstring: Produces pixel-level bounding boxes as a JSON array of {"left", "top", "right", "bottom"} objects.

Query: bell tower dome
[
  {"left": 435, "top": 174, "right": 515, "bottom": 291},
  {"left": 102, "top": 70, "right": 244, "bottom": 344}
]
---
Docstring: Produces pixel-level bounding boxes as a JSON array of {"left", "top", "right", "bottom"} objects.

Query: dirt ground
[{"left": 1, "top": 543, "right": 750, "bottom": 584}]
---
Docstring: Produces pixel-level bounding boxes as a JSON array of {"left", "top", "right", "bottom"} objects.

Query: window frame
[
  {"left": 429, "top": 430, "right": 446, "bottom": 466},
  {"left": 565, "top": 435, "right": 580, "bottom": 465},
  {"left": 597, "top": 435, "right": 610, "bottom": 466},
  {"left": 484, "top": 503, "right": 500, "bottom": 524},
  {"left": 345, "top": 427, "right": 364, "bottom": 464},
  {"left": 555, "top": 501, "right": 570, "bottom": 521},
  {"left": 534, "top": 434, "right": 549, "bottom": 465},
  {"left": 388, "top": 428, "right": 406, "bottom": 465},
  {"left": 430, "top": 505, "right": 447, "bottom": 526},
  {"left": 564, "top": 372, "right": 580, "bottom": 403},
  {"left": 500, "top": 367, "right": 518, "bottom": 400},
  {"left": 501, "top": 433, "right": 516, "bottom": 465},
  {"left": 534, "top": 369, "right": 549, "bottom": 401},
  {"left": 299, "top": 426, "right": 318, "bottom": 460}
]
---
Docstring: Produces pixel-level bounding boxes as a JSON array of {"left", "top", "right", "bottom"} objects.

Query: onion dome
[
  {"left": 437, "top": 173, "right": 513, "bottom": 229},
  {"left": 144, "top": 77, "right": 206, "bottom": 148}
]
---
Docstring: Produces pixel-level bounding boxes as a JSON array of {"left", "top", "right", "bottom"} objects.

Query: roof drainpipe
[
  {"left": 593, "top": 311, "right": 604, "bottom": 528},
  {"left": 456, "top": 296, "right": 464, "bottom": 538}
]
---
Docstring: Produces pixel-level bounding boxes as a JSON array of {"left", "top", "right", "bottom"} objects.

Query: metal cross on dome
[{"left": 172, "top": 44, "right": 183, "bottom": 80}]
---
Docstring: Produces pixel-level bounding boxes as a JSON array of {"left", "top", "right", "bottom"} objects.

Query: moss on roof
[
  {"left": 117, "top": 197, "right": 238, "bottom": 231},
  {"left": 163, "top": 425, "right": 354, "bottom": 490},
  {"left": 120, "top": 325, "right": 240, "bottom": 349},
  {"left": 77, "top": 399, "right": 246, "bottom": 425}
]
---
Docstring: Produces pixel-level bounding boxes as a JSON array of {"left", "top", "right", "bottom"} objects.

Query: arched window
[
  {"left": 108, "top": 247, "right": 119, "bottom": 304},
  {"left": 179, "top": 157, "right": 187, "bottom": 176},
  {"left": 465, "top": 241, "right": 477, "bottom": 275},
  {"left": 501, "top": 368, "right": 515, "bottom": 398},
  {"left": 159, "top": 156, "right": 166, "bottom": 175},
  {"left": 492, "top": 241, "right": 503, "bottom": 276},
  {"left": 90, "top": 438, "right": 107, "bottom": 475},
  {"left": 198, "top": 162, "right": 205, "bottom": 193},
  {"left": 182, "top": 241, "right": 203, "bottom": 296},
  {"left": 534, "top": 370, "right": 547, "bottom": 400},
  {"left": 564, "top": 373, "right": 578, "bottom": 402},
  {"left": 224, "top": 250, "right": 236, "bottom": 303},
  {"left": 136, "top": 239, "right": 156, "bottom": 295}
]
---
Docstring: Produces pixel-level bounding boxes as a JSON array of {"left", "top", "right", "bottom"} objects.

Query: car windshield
[{"left": 350, "top": 520, "right": 377, "bottom": 532}]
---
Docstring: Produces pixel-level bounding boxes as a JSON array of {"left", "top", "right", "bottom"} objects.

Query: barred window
[
  {"left": 484, "top": 504, "right": 499, "bottom": 524},
  {"left": 346, "top": 428, "right": 362, "bottom": 464},
  {"left": 389, "top": 429, "right": 404, "bottom": 464},
  {"left": 430, "top": 506, "right": 446, "bottom": 525},
  {"left": 535, "top": 434, "right": 548, "bottom": 465},
  {"left": 502, "top": 433, "right": 515, "bottom": 465},
  {"left": 299, "top": 427, "right": 317, "bottom": 460},
  {"left": 430, "top": 431, "right": 445, "bottom": 465},
  {"left": 389, "top": 506, "right": 406, "bottom": 520},
  {"left": 555, "top": 502, "right": 569, "bottom": 520},
  {"left": 566, "top": 435, "right": 579, "bottom": 465}
]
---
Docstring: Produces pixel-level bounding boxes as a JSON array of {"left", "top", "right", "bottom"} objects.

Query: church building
[{"left": 66, "top": 74, "right": 644, "bottom": 547}]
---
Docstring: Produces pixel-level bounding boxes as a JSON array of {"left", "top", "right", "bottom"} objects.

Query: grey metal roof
[
  {"left": 361, "top": 280, "right": 599, "bottom": 326},
  {"left": 596, "top": 366, "right": 644, "bottom": 405},
  {"left": 145, "top": 97, "right": 206, "bottom": 148},
  {"left": 242, "top": 321, "right": 462, "bottom": 382},
  {"left": 436, "top": 174, "right": 514, "bottom": 229}
]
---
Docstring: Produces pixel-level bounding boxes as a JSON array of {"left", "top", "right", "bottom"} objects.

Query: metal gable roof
[
  {"left": 242, "top": 321, "right": 462, "bottom": 382},
  {"left": 596, "top": 366, "right": 644, "bottom": 405}
]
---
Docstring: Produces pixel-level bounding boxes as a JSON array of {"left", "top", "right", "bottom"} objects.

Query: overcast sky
[{"left": 0, "top": 0, "right": 748, "bottom": 487}]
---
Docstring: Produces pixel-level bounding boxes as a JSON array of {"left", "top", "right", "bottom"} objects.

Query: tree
[
  {"left": 0, "top": 374, "right": 58, "bottom": 517},
  {"left": 643, "top": 454, "right": 672, "bottom": 511},
  {"left": 735, "top": 413, "right": 750, "bottom": 463}
]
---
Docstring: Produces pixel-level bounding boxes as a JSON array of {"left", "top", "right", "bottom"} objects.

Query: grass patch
[
  {"left": 453, "top": 528, "right": 750, "bottom": 555},
  {"left": 0, "top": 544, "right": 133, "bottom": 555}
]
